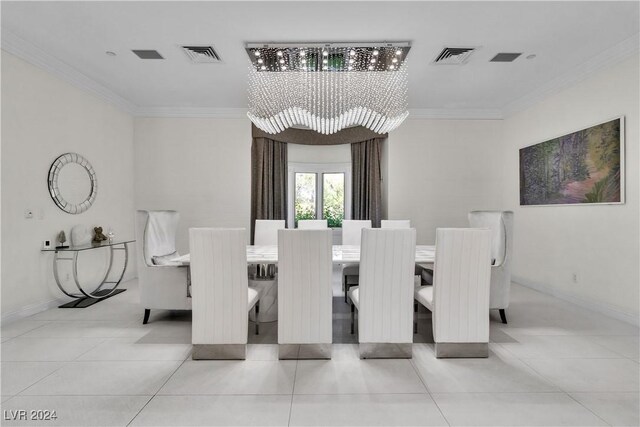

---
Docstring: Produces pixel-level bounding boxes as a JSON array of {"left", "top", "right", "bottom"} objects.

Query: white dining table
[
  {"left": 173, "top": 245, "right": 435, "bottom": 323},
  {"left": 171, "top": 244, "right": 436, "bottom": 265}
]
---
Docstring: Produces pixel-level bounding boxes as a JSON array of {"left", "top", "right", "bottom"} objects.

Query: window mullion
[{"left": 317, "top": 172, "right": 323, "bottom": 220}]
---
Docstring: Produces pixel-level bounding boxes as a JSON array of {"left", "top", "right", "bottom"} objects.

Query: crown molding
[
  {"left": 408, "top": 108, "right": 503, "bottom": 120},
  {"left": 503, "top": 33, "right": 640, "bottom": 117},
  {"left": 135, "top": 106, "right": 249, "bottom": 119},
  {"left": 1, "top": 30, "right": 138, "bottom": 115}
]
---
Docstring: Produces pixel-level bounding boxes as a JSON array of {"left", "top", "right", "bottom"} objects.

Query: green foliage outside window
[
  {"left": 323, "top": 173, "right": 344, "bottom": 228},
  {"left": 294, "top": 172, "right": 345, "bottom": 228}
]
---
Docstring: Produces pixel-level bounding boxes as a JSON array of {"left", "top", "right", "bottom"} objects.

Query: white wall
[
  {"left": 502, "top": 55, "right": 639, "bottom": 322},
  {"left": 1, "top": 52, "right": 136, "bottom": 320},
  {"left": 288, "top": 143, "right": 350, "bottom": 164},
  {"left": 134, "top": 118, "right": 251, "bottom": 253},
  {"left": 387, "top": 119, "right": 504, "bottom": 245}
]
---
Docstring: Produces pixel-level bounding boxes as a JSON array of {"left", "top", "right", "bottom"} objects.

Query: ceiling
[{"left": 2, "top": 1, "right": 639, "bottom": 116}]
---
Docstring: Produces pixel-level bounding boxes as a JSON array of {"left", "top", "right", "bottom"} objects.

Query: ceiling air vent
[
  {"left": 433, "top": 47, "right": 476, "bottom": 65},
  {"left": 490, "top": 53, "right": 522, "bottom": 62},
  {"left": 132, "top": 50, "right": 164, "bottom": 59},
  {"left": 181, "top": 46, "right": 222, "bottom": 63}
]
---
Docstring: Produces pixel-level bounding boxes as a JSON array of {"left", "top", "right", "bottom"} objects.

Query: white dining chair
[
  {"left": 278, "top": 229, "right": 333, "bottom": 359},
  {"left": 381, "top": 219, "right": 411, "bottom": 229},
  {"left": 415, "top": 228, "right": 492, "bottom": 358},
  {"left": 349, "top": 228, "right": 417, "bottom": 358},
  {"left": 341, "top": 220, "right": 372, "bottom": 303},
  {"left": 297, "top": 219, "right": 328, "bottom": 229},
  {"left": 251, "top": 220, "right": 285, "bottom": 322},
  {"left": 135, "top": 210, "right": 191, "bottom": 324},
  {"left": 254, "top": 219, "right": 285, "bottom": 245},
  {"left": 468, "top": 211, "right": 514, "bottom": 324},
  {"left": 380, "top": 219, "right": 424, "bottom": 279},
  {"left": 189, "top": 228, "right": 260, "bottom": 360}
]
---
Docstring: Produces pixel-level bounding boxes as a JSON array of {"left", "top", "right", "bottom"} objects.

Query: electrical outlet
[
  {"left": 24, "top": 209, "right": 34, "bottom": 219},
  {"left": 572, "top": 273, "right": 578, "bottom": 283}
]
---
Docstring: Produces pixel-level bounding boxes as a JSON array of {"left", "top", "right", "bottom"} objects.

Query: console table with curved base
[{"left": 42, "top": 239, "right": 135, "bottom": 308}]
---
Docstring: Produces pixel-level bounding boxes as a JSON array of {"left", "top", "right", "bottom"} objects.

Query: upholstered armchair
[
  {"left": 341, "top": 220, "right": 372, "bottom": 303},
  {"left": 278, "top": 229, "right": 333, "bottom": 359},
  {"left": 415, "top": 228, "right": 492, "bottom": 358},
  {"left": 468, "top": 211, "right": 514, "bottom": 324},
  {"left": 349, "top": 228, "right": 416, "bottom": 358},
  {"left": 190, "top": 228, "right": 260, "bottom": 360},
  {"left": 135, "top": 210, "right": 191, "bottom": 324}
]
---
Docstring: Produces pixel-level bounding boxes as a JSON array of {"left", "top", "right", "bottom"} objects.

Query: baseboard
[
  {"left": 1, "top": 298, "right": 64, "bottom": 325},
  {"left": 1, "top": 275, "right": 139, "bottom": 326},
  {"left": 513, "top": 276, "right": 640, "bottom": 327}
]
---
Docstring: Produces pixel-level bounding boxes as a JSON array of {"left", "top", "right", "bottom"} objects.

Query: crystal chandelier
[{"left": 246, "top": 43, "right": 410, "bottom": 135}]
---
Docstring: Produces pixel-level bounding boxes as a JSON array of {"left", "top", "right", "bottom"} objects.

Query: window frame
[{"left": 288, "top": 162, "right": 352, "bottom": 229}]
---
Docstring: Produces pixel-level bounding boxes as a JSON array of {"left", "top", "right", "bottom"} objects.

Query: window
[{"left": 288, "top": 163, "right": 351, "bottom": 228}]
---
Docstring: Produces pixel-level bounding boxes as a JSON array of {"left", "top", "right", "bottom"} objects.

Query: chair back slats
[
  {"left": 359, "top": 228, "right": 416, "bottom": 343},
  {"left": 254, "top": 220, "right": 286, "bottom": 245},
  {"left": 433, "top": 228, "right": 491, "bottom": 343},
  {"left": 278, "top": 229, "right": 333, "bottom": 344},
  {"left": 190, "top": 228, "right": 249, "bottom": 345},
  {"left": 342, "top": 220, "right": 372, "bottom": 245}
]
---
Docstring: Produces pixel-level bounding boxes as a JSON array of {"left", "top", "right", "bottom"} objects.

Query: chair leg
[
  {"left": 143, "top": 309, "right": 150, "bottom": 325},
  {"left": 499, "top": 309, "right": 507, "bottom": 324},
  {"left": 413, "top": 302, "right": 418, "bottom": 334},
  {"left": 344, "top": 275, "right": 348, "bottom": 303},
  {"left": 350, "top": 303, "right": 355, "bottom": 334},
  {"left": 255, "top": 301, "right": 260, "bottom": 335}
]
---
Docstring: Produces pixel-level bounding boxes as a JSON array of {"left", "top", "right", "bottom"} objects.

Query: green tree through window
[{"left": 323, "top": 173, "right": 344, "bottom": 228}]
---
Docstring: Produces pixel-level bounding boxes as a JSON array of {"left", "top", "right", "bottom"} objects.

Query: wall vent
[
  {"left": 132, "top": 50, "right": 164, "bottom": 59},
  {"left": 182, "top": 46, "right": 222, "bottom": 63},
  {"left": 490, "top": 53, "right": 522, "bottom": 62},
  {"left": 433, "top": 47, "right": 476, "bottom": 65}
]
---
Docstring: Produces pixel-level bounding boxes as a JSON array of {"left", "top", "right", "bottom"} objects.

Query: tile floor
[{"left": 1, "top": 273, "right": 638, "bottom": 426}]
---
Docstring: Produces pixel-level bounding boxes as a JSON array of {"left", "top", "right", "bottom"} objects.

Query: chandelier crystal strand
[{"left": 247, "top": 45, "right": 409, "bottom": 135}]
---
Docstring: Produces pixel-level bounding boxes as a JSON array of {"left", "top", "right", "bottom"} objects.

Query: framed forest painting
[{"left": 519, "top": 117, "right": 624, "bottom": 206}]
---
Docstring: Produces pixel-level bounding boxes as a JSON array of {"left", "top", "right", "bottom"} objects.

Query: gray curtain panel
[
  {"left": 250, "top": 137, "right": 288, "bottom": 242},
  {"left": 351, "top": 138, "right": 383, "bottom": 228}
]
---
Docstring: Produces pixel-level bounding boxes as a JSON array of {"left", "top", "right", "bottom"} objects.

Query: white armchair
[
  {"left": 468, "top": 211, "right": 514, "bottom": 324},
  {"left": 278, "top": 229, "right": 333, "bottom": 359},
  {"left": 135, "top": 210, "right": 191, "bottom": 324},
  {"left": 190, "top": 228, "right": 260, "bottom": 360},
  {"left": 349, "top": 228, "right": 416, "bottom": 358},
  {"left": 341, "top": 220, "right": 372, "bottom": 303},
  {"left": 415, "top": 228, "right": 492, "bottom": 358}
]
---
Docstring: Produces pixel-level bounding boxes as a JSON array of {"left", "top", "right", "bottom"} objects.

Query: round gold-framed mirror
[{"left": 48, "top": 153, "right": 97, "bottom": 214}]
